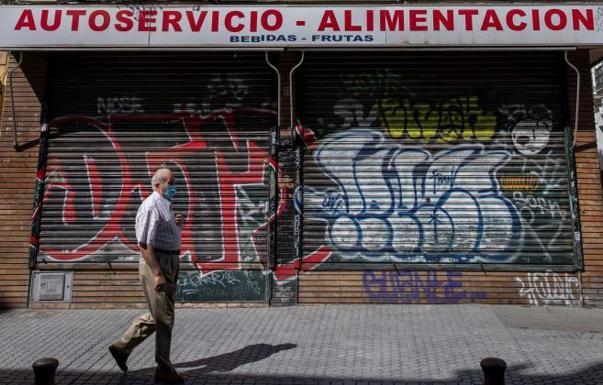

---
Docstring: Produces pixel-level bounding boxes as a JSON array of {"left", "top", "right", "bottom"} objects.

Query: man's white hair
[{"left": 151, "top": 168, "right": 171, "bottom": 189}]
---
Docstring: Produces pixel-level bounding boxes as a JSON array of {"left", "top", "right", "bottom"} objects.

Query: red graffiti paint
[
  {"left": 38, "top": 110, "right": 334, "bottom": 283},
  {"left": 40, "top": 110, "right": 274, "bottom": 267},
  {"left": 42, "top": 118, "right": 136, "bottom": 260},
  {"left": 84, "top": 155, "right": 103, "bottom": 219}
]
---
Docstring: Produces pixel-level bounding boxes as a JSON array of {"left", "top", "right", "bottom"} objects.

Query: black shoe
[
  {"left": 155, "top": 367, "right": 184, "bottom": 384},
  {"left": 109, "top": 344, "right": 129, "bottom": 373}
]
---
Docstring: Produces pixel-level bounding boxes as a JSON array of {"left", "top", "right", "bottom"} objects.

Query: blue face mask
[{"left": 163, "top": 185, "right": 177, "bottom": 201}]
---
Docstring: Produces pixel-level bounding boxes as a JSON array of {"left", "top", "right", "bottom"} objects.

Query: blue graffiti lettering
[
  {"left": 362, "top": 270, "right": 487, "bottom": 304},
  {"left": 303, "top": 129, "right": 522, "bottom": 263}
]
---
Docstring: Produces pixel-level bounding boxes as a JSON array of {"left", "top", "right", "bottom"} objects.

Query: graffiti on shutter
[
  {"left": 299, "top": 62, "right": 573, "bottom": 266},
  {"left": 38, "top": 61, "right": 281, "bottom": 301}
]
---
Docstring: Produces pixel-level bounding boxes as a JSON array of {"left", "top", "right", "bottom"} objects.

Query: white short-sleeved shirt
[{"left": 135, "top": 191, "right": 181, "bottom": 251}]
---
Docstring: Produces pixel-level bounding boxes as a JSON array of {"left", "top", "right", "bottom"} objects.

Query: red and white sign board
[{"left": 2, "top": 5, "right": 603, "bottom": 48}]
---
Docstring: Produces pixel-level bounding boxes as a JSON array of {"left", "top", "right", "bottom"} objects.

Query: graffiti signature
[
  {"left": 40, "top": 109, "right": 276, "bottom": 275},
  {"left": 300, "top": 129, "right": 521, "bottom": 263}
]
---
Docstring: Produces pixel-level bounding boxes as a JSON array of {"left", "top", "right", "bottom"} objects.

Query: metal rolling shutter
[
  {"left": 298, "top": 51, "right": 575, "bottom": 267},
  {"left": 37, "top": 52, "right": 276, "bottom": 301}
]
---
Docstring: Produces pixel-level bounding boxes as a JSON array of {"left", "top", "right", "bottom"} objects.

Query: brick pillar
[
  {"left": 567, "top": 49, "right": 601, "bottom": 306},
  {"left": 0, "top": 52, "right": 47, "bottom": 308}
]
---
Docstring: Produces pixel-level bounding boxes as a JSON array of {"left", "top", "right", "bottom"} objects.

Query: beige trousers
[{"left": 114, "top": 251, "right": 180, "bottom": 370}]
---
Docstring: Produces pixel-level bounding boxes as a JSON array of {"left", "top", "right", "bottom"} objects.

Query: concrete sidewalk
[{"left": 1, "top": 305, "right": 603, "bottom": 385}]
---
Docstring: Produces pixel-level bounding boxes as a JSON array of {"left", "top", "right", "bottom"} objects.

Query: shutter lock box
[{"left": 31, "top": 271, "right": 73, "bottom": 302}]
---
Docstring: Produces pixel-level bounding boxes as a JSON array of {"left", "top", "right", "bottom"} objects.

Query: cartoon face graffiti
[{"left": 510, "top": 118, "right": 553, "bottom": 156}]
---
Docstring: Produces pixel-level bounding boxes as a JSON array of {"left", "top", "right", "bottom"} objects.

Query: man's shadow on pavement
[
  {"left": 122, "top": 342, "right": 297, "bottom": 382},
  {"left": 175, "top": 343, "right": 297, "bottom": 373}
]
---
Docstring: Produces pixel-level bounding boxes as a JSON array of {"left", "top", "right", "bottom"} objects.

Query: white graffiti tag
[
  {"left": 97, "top": 97, "right": 144, "bottom": 115},
  {"left": 515, "top": 270, "right": 582, "bottom": 306},
  {"left": 301, "top": 129, "right": 522, "bottom": 263}
]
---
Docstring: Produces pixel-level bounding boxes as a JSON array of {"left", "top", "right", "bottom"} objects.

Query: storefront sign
[{"left": 2, "top": 4, "right": 603, "bottom": 48}]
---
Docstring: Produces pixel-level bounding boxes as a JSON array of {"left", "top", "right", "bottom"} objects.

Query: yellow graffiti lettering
[
  {"left": 408, "top": 102, "right": 439, "bottom": 143},
  {"left": 462, "top": 96, "right": 497, "bottom": 142},
  {"left": 379, "top": 96, "right": 498, "bottom": 144},
  {"left": 380, "top": 98, "right": 405, "bottom": 139},
  {"left": 439, "top": 99, "right": 464, "bottom": 142}
]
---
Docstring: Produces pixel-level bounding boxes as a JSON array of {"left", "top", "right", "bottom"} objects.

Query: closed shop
[
  {"left": 296, "top": 51, "right": 581, "bottom": 304},
  {"left": 2, "top": 4, "right": 603, "bottom": 308},
  {"left": 35, "top": 52, "right": 277, "bottom": 304}
]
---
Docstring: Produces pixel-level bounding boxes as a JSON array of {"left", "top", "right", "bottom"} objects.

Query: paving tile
[{"left": 0, "top": 305, "right": 602, "bottom": 384}]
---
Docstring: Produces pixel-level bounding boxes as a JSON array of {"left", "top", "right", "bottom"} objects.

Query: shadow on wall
[{"left": 3, "top": 348, "right": 603, "bottom": 384}]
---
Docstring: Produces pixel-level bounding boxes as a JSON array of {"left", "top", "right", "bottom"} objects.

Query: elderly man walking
[{"left": 109, "top": 167, "right": 185, "bottom": 384}]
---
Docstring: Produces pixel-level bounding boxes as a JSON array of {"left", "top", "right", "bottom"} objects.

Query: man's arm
[
  {"left": 139, "top": 243, "right": 166, "bottom": 291},
  {"left": 137, "top": 204, "right": 167, "bottom": 292}
]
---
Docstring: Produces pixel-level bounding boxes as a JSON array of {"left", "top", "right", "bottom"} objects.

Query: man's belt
[{"left": 154, "top": 248, "right": 180, "bottom": 255}]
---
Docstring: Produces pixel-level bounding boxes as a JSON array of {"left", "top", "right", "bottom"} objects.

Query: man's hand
[
  {"left": 175, "top": 213, "right": 184, "bottom": 226},
  {"left": 153, "top": 271, "right": 167, "bottom": 292}
]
